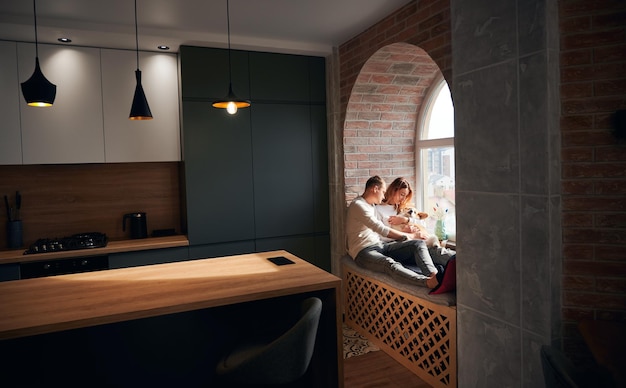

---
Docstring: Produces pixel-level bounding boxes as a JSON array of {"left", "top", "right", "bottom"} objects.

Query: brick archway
[{"left": 343, "top": 42, "right": 443, "bottom": 202}]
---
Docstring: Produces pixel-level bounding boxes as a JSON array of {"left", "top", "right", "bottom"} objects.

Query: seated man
[{"left": 346, "top": 175, "right": 439, "bottom": 288}]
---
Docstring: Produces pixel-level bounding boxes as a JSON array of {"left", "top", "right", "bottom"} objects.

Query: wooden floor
[{"left": 344, "top": 350, "right": 432, "bottom": 388}]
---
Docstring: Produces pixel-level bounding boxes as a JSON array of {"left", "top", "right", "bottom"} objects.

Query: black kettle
[{"left": 123, "top": 212, "right": 148, "bottom": 239}]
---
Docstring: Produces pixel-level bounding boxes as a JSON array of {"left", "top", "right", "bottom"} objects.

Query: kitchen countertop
[
  {"left": 0, "top": 250, "right": 340, "bottom": 339},
  {"left": 0, "top": 235, "right": 189, "bottom": 265}
]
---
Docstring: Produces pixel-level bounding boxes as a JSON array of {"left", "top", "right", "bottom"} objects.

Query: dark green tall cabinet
[{"left": 180, "top": 46, "right": 330, "bottom": 271}]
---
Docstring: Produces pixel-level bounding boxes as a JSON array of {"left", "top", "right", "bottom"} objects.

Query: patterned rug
[{"left": 343, "top": 323, "right": 379, "bottom": 359}]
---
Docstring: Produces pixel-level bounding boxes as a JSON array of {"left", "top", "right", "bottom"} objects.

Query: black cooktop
[{"left": 24, "top": 232, "right": 108, "bottom": 255}]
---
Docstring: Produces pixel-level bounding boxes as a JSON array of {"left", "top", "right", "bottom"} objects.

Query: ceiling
[{"left": 0, "top": 0, "right": 412, "bottom": 56}]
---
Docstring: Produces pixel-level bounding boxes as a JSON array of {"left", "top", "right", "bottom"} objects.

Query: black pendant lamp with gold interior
[
  {"left": 21, "top": 0, "right": 56, "bottom": 107},
  {"left": 212, "top": 0, "right": 250, "bottom": 115},
  {"left": 129, "top": 0, "right": 152, "bottom": 120}
]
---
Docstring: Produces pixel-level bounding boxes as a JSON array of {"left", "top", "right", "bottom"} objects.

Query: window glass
[
  {"left": 420, "top": 147, "right": 455, "bottom": 240},
  {"left": 417, "top": 79, "right": 455, "bottom": 241},
  {"left": 424, "top": 83, "right": 454, "bottom": 140}
]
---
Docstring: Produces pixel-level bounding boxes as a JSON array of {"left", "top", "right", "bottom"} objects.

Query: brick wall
[
  {"left": 558, "top": 0, "right": 626, "bottom": 357},
  {"left": 339, "top": 0, "right": 451, "bottom": 201},
  {"left": 343, "top": 44, "right": 442, "bottom": 201}
]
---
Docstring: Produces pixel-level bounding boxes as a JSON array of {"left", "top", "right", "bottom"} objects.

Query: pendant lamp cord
[
  {"left": 134, "top": 0, "right": 139, "bottom": 70},
  {"left": 33, "top": 0, "right": 39, "bottom": 57},
  {"left": 227, "top": 0, "right": 232, "bottom": 86}
]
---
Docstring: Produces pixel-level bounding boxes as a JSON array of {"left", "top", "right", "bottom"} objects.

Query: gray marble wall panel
[
  {"left": 452, "top": 0, "right": 517, "bottom": 75},
  {"left": 546, "top": 48, "right": 561, "bottom": 198},
  {"left": 457, "top": 192, "right": 521, "bottom": 324},
  {"left": 518, "top": 0, "right": 548, "bottom": 56},
  {"left": 521, "top": 195, "right": 551, "bottom": 337},
  {"left": 458, "top": 306, "right": 522, "bottom": 387},
  {"left": 549, "top": 195, "right": 563, "bottom": 342},
  {"left": 522, "top": 331, "right": 546, "bottom": 388},
  {"left": 452, "top": 1, "right": 561, "bottom": 387},
  {"left": 454, "top": 62, "right": 520, "bottom": 193},
  {"left": 519, "top": 52, "right": 550, "bottom": 195}
]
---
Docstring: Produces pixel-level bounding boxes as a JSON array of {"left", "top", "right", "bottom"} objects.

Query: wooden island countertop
[{"left": 0, "top": 250, "right": 341, "bottom": 341}]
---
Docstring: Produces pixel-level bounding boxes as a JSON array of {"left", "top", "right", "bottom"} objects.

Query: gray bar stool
[{"left": 215, "top": 297, "right": 323, "bottom": 387}]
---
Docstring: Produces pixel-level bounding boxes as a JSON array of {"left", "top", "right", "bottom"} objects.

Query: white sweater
[
  {"left": 374, "top": 203, "right": 399, "bottom": 243},
  {"left": 345, "top": 196, "right": 391, "bottom": 259}
]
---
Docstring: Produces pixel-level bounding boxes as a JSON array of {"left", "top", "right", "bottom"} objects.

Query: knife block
[{"left": 7, "top": 220, "right": 22, "bottom": 249}]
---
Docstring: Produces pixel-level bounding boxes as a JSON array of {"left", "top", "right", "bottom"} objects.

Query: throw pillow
[{"left": 430, "top": 257, "right": 456, "bottom": 294}]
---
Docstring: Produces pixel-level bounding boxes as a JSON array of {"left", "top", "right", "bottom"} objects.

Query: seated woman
[{"left": 375, "top": 177, "right": 455, "bottom": 267}]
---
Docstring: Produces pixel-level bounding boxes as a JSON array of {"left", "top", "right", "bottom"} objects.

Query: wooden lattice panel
[{"left": 343, "top": 267, "right": 457, "bottom": 388}]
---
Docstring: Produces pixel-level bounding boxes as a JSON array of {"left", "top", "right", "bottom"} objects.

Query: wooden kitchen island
[{"left": 0, "top": 250, "right": 342, "bottom": 387}]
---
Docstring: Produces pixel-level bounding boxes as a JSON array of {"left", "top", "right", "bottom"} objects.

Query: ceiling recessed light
[
  {"left": 58, "top": 37, "right": 72, "bottom": 43},
  {"left": 157, "top": 45, "right": 169, "bottom": 50}
]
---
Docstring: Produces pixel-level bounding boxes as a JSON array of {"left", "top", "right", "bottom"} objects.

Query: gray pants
[
  {"left": 354, "top": 239, "right": 436, "bottom": 288},
  {"left": 428, "top": 246, "right": 456, "bottom": 266}
]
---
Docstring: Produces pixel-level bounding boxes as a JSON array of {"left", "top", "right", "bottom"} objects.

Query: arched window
[{"left": 416, "top": 77, "right": 455, "bottom": 241}]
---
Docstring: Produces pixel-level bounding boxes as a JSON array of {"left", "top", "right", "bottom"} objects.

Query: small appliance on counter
[{"left": 123, "top": 212, "right": 148, "bottom": 239}]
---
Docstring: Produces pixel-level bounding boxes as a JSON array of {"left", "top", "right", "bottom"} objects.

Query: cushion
[
  {"left": 430, "top": 257, "right": 456, "bottom": 294},
  {"left": 340, "top": 255, "right": 456, "bottom": 306}
]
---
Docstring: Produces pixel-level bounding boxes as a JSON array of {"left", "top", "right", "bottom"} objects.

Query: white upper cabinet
[
  {"left": 0, "top": 41, "right": 22, "bottom": 165},
  {"left": 18, "top": 43, "right": 106, "bottom": 164},
  {"left": 2, "top": 43, "right": 181, "bottom": 165},
  {"left": 101, "top": 49, "right": 181, "bottom": 162}
]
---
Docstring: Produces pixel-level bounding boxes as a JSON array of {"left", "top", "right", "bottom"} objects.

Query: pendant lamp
[
  {"left": 212, "top": 0, "right": 250, "bottom": 115},
  {"left": 21, "top": 0, "right": 56, "bottom": 107},
  {"left": 129, "top": 0, "right": 153, "bottom": 120}
]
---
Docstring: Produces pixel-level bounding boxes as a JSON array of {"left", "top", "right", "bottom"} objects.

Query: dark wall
[{"left": 179, "top": 46, "right": 330, "bottom": 270}]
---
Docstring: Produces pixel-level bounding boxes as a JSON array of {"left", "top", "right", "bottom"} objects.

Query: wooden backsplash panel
[{"left": 0, "top": 162, "right": 182, "bottom": 249}]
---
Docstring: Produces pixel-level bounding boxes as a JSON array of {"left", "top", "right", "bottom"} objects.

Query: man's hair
[{"left": 365, "top": 175, "right": 384, "bottom": 190}]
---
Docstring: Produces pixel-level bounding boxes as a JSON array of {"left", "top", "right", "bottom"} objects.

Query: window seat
[{"left": 341, "top": 255, "right": 457, "bottom": 388}]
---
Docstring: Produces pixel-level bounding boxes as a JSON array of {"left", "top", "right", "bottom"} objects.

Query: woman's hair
[{"left": 383, "top": 177, "right": 413, "bottom": 213}]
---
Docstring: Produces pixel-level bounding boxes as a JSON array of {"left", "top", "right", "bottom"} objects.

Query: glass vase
[{"left": 434, "top": 219, "right": 447, "bottom": 241}]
